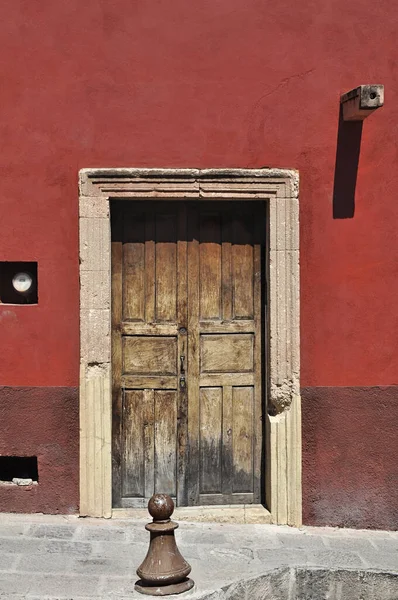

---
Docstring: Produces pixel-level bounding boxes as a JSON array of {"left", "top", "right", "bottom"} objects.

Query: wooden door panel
[
  {"left": 154, "top": 390, "right": 178, "bottom": 496},
  {"left": 123, "top": 336, "right": 177, "bottom": 375},
  {"left": 199, "top": 212, "right": 222, "bottom": 320},
  {"left": 112, "top": 202, "right": 184, "bottom": 508},
  {"left": 122, "top": 211, "right": 145, "bottom": 322},
  {"left": 121, "top": 390, "right": 153, "bottom": 500},
  {"left": 120, "top": 389, "right": 178, "bottom": 504},
  {"left": 232, "top": 245, "right": 254, "bottom": 319},
  {"left": 197, "top": 385, "right": 255, "bottom": 502},
  {"left": 112, "top": 200, "right": 264, "bottom": 508},
  {"left": 155, "top": 213, "right": 178, "bottom": 322},
  {"left": 200, "top": 334, "right": 254, "bottom": 373},
  {"left": 121, "top": 375, "right": 178, "bottom": 390},
  {"left": 199, "top": 387, "right": 223, "bottom": 495},
  {"left": 190, "top": 202, "right": 263, "bottom": 506},
  {"left": 123, "top": 242, "right": 145, "bottom": 321},
  {"left": 232, "top": 386, "right": 254, "bottom": 494}
]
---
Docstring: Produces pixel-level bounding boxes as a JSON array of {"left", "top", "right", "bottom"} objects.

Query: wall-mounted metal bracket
[{"left": 341, "top": 85, "right": 384, "bottom": 121}]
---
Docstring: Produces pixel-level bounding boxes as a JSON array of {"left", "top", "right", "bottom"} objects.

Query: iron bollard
[{"left": 135, "top": 494, "right": 195, "bottom": 596}]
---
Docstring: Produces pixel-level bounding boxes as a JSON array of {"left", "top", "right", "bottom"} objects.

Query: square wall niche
[
  {"left": 0, "top": 456, "right": 39, "bottom": 484},
  {"left": 0, "top": 262, "right": 38, "bottom": 305}
]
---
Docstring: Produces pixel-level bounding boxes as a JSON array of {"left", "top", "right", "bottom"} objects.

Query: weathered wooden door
[{"left": 112, "top": 201, "right": 264, "bottom": 508}]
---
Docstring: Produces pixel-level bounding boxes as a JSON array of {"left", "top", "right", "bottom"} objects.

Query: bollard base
[{"left": 135, "top": 578, "right": 195, "bottom": 596}]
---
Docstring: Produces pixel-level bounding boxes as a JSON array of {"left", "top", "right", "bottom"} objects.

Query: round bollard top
[{"left": 148, "top": 494, "right": 174, "bottom": 521}]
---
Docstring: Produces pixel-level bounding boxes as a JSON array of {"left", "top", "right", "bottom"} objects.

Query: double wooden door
[{"left": 111, "top": 201, "right": 265, "bottom": 508}]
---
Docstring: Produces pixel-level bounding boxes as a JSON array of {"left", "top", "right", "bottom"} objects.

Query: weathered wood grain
[
  {"left": 155, "top": 212, "right": 177, "bottom": 322},
  {"left": 221, "top": 385, "right": 233, "bottom": 496},
  {"left": 112, "top": 200, "right": 265, "bottom": 508},
  {"left": 121, "top": 323, "right": 178, "bottom": 336},
  {"left": 199, "top": 212, "right": 222, "bottom": 320},
  {"left": 200, "top": 334, "right": 254, "bottom": 373},
  {"left": 253, "top": 242, "right": 263, "bottom": 503},
  {"left": 199, "top": 387, "right": 222, "bottom": 494},
  {"left": 144, "top": 210, "right": 155, "bottom": 323},
  {"left": 233, "top": 244, "right": 254, "bottom": 319},
  {"left": 199, "top": 373, "right": 254, "bottom": 387},
  {"left": 177, "top": 204, "right": 188, "bottom": 506},
  {"left": 121, "top": 390, "right": 146, "bottom": 498},
  {"left": 199, "top": 320, "right": 255, "bottom": 333},
  {"left": 123, "top": 336, "right": 177, "bottom": 375},
  {"left": 123, "top": 210, "right": 145, "bottom": 321},
  {"left": 121, "top": 375, "right": 177, "bottom": 389},
  {"left": 111, "top": 211, "right": 123, "bottom": 506},
  {"left": 155, "top": 391, "right": 177, "bottom": 496},
  {"left": 143, "top": 389, "right": 155, "bottom": 500},
  {"left": 187, "top": 205, "right": 200, "bottom": 505},
  {"left": 232, "top": 386, "right": 254, "bottom": 493}
]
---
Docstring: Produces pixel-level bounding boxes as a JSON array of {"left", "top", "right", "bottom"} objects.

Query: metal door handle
[{"left": 180, "top": 355, "right": 185, "bottom": 374}]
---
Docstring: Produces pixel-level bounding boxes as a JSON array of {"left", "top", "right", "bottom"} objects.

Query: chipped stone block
[
  {"left": 79, "top": 196, "right": 110, "bottom": 219},
  {"left": 80, "top": 270, "right": 110, "bottom": 310},
  {"left": 80, "top": 309, "right": 111, "bottom": 364},
  {"left": 79, "top": 217, "right": 110, "bottom": 272}
]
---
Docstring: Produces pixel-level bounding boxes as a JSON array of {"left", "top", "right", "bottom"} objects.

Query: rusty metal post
[{"left": 135, "top": 494, "right": 195, "bottom": 596}]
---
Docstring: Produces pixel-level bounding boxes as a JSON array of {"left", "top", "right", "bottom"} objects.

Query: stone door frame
[{"left": 78, "top": 168, "right": 301, "bottom": 525}]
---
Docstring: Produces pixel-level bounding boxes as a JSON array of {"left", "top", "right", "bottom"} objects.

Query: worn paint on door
[{"left": 111, "top": 201, "right": 265, "bottom": 508}]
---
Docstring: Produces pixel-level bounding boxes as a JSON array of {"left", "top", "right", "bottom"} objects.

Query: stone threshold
[{"left": 112, "top": 504, "right": 272, "bottom": 524}]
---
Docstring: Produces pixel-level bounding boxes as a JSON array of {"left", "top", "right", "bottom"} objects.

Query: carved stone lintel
[{"left": 79, "top": 167, "right": 298, "bottom": 199}]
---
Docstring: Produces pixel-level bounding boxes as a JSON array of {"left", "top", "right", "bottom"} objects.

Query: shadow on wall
[{"left": 332, "top": 106, "right": 363, "bottom": 219}]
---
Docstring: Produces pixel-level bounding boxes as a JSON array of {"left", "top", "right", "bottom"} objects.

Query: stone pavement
[{"left": 0, "top": 512, "right": 397, "bottom": 599}]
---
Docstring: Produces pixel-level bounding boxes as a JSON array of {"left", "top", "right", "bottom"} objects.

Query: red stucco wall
[{"left": 0, "top": 1, "right": 397, "bottom": 523}]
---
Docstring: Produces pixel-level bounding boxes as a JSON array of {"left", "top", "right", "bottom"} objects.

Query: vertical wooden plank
[
  {"left": 144, "top": 389, "right": 155, "bottom": 500},
  {"left": 155, "top": 212, "right": 177, "bottom": 322},
  {"left": 199, "top": 211, "right": 222, "bottom": 320},
  {"left": 155, "top": 391, "right": 177, "bottom": 496},
  {"left": 177, "top": 204, "right": 189, "bottom": 506},
  {"left": 111, "top": 207, "right": 123, "bottom": 506},
  {"left": 232, "top": 246, "right": 254, "bottom": 319},
  {"left": 123, "top": 210, "right": 145, "bottom": 321},
  {"left": 221, "top": 212, "right": 233, "bottom": 321},
  {"left": 187, "top": 205, "right": 200, "bottom": 505},
  {"left": 177, "top": 204, "right": 188, "bottom": 328},
  {"left": 221, "top": 385, "right": 233, "bottom": 497},
  {"left": 253, "top": 241, "right": 263, "bottom": 502},
  {"left": 145, "top": 207, "right": 156, "bottom": 324},
  {"left": 232, "top": 209, "right": 254, "bottom": 319},
  {"left": 232, "top": 387, "right": 254, "bottom": 494},
  {"left": 199, "top": 387, "right": 222, "bottom": 494},
  {"left": 122, "top": 390, "right": 146, "bottom": 498},
  {"left": 232, "top": 245, "right": 254, "bottom": 320}
]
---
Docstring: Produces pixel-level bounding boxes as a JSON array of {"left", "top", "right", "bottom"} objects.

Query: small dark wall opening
[
  {"left": 0, "top": 456, "right": 39, "bottom": 482},
  {"left": 0, "top": 262, "right": 38, "bottom": 304}
]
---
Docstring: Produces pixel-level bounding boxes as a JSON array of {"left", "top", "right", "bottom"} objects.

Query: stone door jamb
[{"left": 78, "top": 168, "right": 301, "bottom": 526}]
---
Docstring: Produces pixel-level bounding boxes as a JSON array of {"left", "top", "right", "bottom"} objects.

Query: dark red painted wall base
[
  {"left": 0, "top": 387, "right": 79, "bottom": 514},
  {"left": 302, "top": 386, "right": 398, "bottom": 531},
  {"left": 1, "top": 384, "right": 397, "bottom": 529}
]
